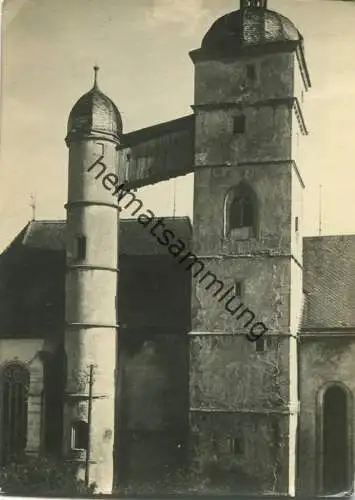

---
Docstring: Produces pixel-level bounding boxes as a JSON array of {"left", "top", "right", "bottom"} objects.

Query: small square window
[
  {"left": 71, "top": 420, "right": 88, "bottom": 450},
  {"left": 233, "top": 115, "right": 246, "bottom": 134},
  {"left": 246, "top": 64, "right": 256, "bottom": 81},
  {"left": 229, "top": 437, "right": 243, "bottom": 455},
  {"left": 255, "top": 338, "right": 266, "bottom": 352}
]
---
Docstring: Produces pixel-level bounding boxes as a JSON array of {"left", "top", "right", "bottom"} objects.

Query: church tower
[
  {"left": 189, "top": 1, "right": 310, "bottom": 495},
  {"left": 63, "top": 68, "right": 121, "bottom": 493}
]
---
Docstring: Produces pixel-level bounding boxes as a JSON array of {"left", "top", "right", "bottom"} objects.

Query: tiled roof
[
  {"left": 201, "top": 9, "right": 302, "bottom": 53},
  {"left": 3, "top": 221, "right": 355, "bottom": 331},
  {"left": 123, "top": 115, "right": 194, "bottom": 148},
  {"left": 119, "top": 217, "right": 192, "bottom": 255},
  {"left": 302, "top": 235, "right": 355, "bottom": 330},
  {"left": 22, "top": 220, "right": 66, "bottom": 252},
  {"left": 9, "top": 218, "right": 192, "bottom": 256}
]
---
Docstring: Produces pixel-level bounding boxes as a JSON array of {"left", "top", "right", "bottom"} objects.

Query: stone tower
[
  {"left": 188, "top": 1, "right": 310, "bottom": 495},
  {"left": 63, "top": 67, "right": 121, "bottom": 493}
]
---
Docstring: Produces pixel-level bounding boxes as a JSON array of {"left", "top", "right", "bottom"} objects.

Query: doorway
[{"left": 322, "top": 385, "right": 350, "bottom": 494}]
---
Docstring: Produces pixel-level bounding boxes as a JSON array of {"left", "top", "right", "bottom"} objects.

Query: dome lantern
[{"left": 240, "top": 0, "right": 267, "bottom": 8}]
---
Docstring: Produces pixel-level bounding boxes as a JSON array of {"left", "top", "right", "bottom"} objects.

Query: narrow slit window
[
  {"left": 234, "top": 281, "right": 243, "bottom": 298},
  {"left": 76, "top": 236, "right": 87, "bottom": 260},
  {"left": 233, "top": 115, "right": 246, "bottom": 134},
  {"left": 295, "top": 216, "right": 299, "bottom": 232},
  {"left": 246, "top": 64, "right": 256, "bottom": 81}
]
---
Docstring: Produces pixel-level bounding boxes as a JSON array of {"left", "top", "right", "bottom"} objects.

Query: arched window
[
  {"left": 71, "top": 420, "right": 88, "bottom": 450},
  {"left": 317, "top": 382, "right": 353, "bottom": 495},
  {"left": 224, "top": 183, "right": 257, "bottom": 238},
  {"left": 321, "top": 384, "right": 351, "bottom": 494},
  {"left": 0, "top": 363, "right": 30, "bottom": 464}
]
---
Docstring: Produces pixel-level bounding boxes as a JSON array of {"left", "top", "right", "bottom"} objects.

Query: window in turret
[
  {"left": 75, "top": 235, "right": 87, "bottom": 260},
  {"left": 71, "top": 420, "right": 88, "bottom": 450},
  {"left": 233, "top": 281, "right": 243, "bottom": 298},
  {"left": 224, "top": 183, "right": 257, "bottom": 238}
]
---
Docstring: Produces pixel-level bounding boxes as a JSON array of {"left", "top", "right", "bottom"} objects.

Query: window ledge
[{"left": 225, "top": 228, "right": 257, "bottom": 241}]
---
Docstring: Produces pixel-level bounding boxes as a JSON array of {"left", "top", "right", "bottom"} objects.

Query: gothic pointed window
[
  {"left": 224, "top": 183, "right": 257, "bottom": 238},
  {"left": 0, "top": 363, "right": 30, "bottom": 464}
]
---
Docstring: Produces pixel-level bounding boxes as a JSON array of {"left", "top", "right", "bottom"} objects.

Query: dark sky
[{"left": 1, "top": 0, "right": 355, "bottom": 250}]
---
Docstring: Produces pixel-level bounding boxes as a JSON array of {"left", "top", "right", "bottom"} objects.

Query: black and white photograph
[{"left": 0, "top": 0, "right": 355, "bottom": 498}]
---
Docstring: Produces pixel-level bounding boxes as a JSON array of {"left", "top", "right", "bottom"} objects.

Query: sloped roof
[
  {"left": 2, "top": 221, "right": 355, "bottom": 332},
  {"left": 22, "top": 220, "right": 66, "bottom": 252},
  {"left": 302, "top": 234, "right": 355, "bottom": 331},
  {"left": 7, "top": 218, "right": 193, "bottom": 256}
]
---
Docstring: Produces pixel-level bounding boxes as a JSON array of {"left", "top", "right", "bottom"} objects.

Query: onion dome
[{"left": 66, "top": 66, "right": 122, "bottom": 144}]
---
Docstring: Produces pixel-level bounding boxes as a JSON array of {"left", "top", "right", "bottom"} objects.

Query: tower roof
[
  {"left": 66, "top": 66, "right": 122, "bottom": 143},
  {"left": 200, "top": 8, "right": 302, "bottom": 55}
]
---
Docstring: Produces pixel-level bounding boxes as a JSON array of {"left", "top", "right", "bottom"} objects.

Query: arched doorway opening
[
  {"left": 0, "top": 363, "right": 30, "bottom": 464},
  {"left": 321, "top": 384, "right": 351, "bottom": 494}
]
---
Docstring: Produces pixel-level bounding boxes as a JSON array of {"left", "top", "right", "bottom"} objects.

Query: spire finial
[
  {"left": 30, "top": 193, "right": 36, "bottom": 221},
  {"left": 93, "top": 65, "right": 100, "bottom": 89}
]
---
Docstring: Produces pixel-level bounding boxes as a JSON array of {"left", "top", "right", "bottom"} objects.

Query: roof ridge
[
  {"left": 30, "top": 219, "right": 66, "bottom": 224},
  {"left": 121, "top": 216, "right": 191, "bottom": 222},
  {"left": 304, "top": 234, "right": 355, "bottom": 240}
]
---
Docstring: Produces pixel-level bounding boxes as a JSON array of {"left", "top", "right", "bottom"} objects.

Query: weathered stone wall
[
  {"left": 189, "top": 410, "right": 290, "bottom": 494},
  {"left": 193, "top": 164, "right": 293, "bottom": 256},
  {"left": 190, "top": 47, "right": 306, "bottom": 494},
  {"left": 119, "top": 255, "right": 191, "bottom": 329},
  {"left": 192, "top": 256, "right": 290, "bottom": 334},
  {"left": 194, "top": 106, "right": 292, "bottom": 167},
  {"left": 116, "top": 254, "right": 190, "bottom": 491},
  {"left": 298, "top": 337, "right": 355, "bottom": 495},
  {"left": 194, "top": 53, "right": 294, "bottom": 105},
  {"left": 118, "top": 334, "right": 188, "bottom": 489}
]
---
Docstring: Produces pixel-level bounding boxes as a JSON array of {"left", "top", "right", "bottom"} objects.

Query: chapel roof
[{"left": 1, "top": 221, "right": 355, "bottom": 333}]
